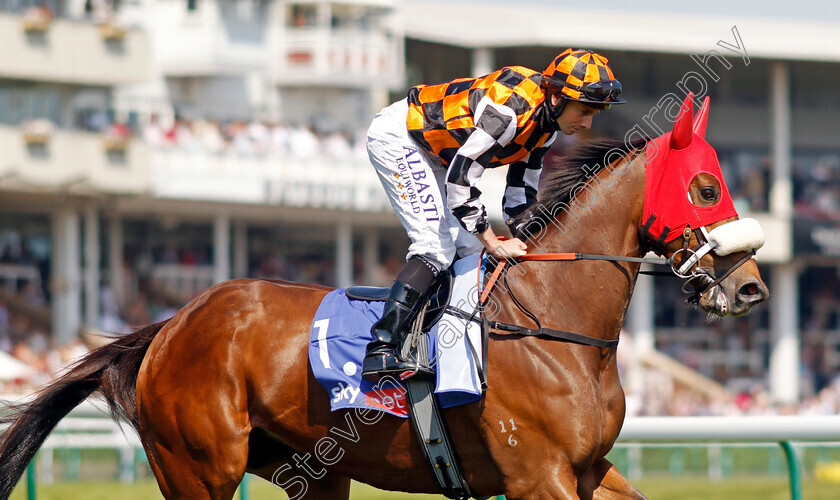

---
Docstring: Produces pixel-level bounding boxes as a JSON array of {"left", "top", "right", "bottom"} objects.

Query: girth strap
[{"left": 404, "top": 376, "right": 477, "bottom": 499}]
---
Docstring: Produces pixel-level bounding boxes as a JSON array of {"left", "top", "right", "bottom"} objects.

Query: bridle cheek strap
[{"left": 677, "top": 218, "right": 766, "bottom": 276}]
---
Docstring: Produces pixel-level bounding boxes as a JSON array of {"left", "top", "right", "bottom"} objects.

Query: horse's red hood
[{"left": 643, "top": 94, "right": 737, "bottom": 244}]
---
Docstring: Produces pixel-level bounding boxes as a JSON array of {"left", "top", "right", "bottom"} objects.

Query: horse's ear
[
  {"left": 670, "top": 93, "right": 694, "bottom": 150},
  {"left": 692, "top": 96, "right": 709, "bottom": 139}
]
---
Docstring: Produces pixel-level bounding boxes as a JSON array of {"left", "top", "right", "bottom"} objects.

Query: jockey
[{"left": 362, "top": 48, "right": 626, "bottom": 381}]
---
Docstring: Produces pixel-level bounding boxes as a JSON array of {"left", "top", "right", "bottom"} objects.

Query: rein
[
  {"left": 478, "top": 225, "right": 758, "bottom": 349},
  {"left": 479, "top": 251, "right": 674, "bottom": 305},
  {"left": 517, "top": 251, "right": 671, "bottom": 267},
  {"left": 477, "top": 252, "right": 668, "bottom": 351}
]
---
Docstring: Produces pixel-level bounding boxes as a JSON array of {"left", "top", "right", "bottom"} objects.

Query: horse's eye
[{"left": 700, "top": 187, "right": 718, "bottom": 201}]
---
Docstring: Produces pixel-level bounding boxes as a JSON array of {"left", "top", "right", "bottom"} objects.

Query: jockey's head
[{"left": 541, "top": 49, "right": 626, "bottom": 134}]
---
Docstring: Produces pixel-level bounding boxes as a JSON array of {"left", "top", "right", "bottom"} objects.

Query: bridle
[
  {"left": 477, "top": 217, "right": 763, "bottom": 349},
  {"left": 667, "top": 224, "right": 758, "bottom": 305}
]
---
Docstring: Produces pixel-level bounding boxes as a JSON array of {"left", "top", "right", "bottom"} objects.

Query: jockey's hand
[{"left": 476, "top": 226, "right": 527, "bottom": 259}]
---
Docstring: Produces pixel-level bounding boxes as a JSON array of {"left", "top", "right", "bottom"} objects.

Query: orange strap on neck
[
  {"left": 479, "top": 252, "right": 578, "bottom": 304},
  {"left": 479, "top": 259, "right": 506, "bottom": 304},
  {"left": 516, "top": 253, "right": 578, "bottom": 261}
]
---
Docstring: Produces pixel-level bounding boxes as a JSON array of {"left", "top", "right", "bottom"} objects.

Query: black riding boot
[{"left": 361, "top": 280, "right": 423, "bottom": 381}]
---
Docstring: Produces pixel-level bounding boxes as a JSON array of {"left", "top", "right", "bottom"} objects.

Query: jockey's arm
[
  {"left": 444, "top": 98, "right": 529, "bottom": 260},
  {"left": 502, "top": 137, "right": 554, "bottom": 236}
]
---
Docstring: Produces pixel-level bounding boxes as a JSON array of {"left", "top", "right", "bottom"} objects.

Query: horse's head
[{"left": 643, "top": 93, "right": 769, "bottom": 317}]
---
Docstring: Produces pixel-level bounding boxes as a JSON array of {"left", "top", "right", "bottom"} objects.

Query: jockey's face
[{"left": 554, "top": 98, "right": 600, "bottom": 135}]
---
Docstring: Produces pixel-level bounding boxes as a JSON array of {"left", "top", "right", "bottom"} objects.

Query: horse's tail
[{"left": 0, "top": 320, "right": 168, "bottom": 499}]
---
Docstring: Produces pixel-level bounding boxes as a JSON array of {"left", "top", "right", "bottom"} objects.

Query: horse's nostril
[{"left": 737, "top": 281, "right": 767, "bottom": 305}]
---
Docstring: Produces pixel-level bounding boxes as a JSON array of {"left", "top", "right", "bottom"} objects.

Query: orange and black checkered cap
[{"left": 542, "top": 49, "right": 625, "bottom": 105}]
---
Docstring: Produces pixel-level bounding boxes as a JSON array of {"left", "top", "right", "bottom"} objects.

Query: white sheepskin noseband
[{"left": 677, "top": 218, "right": 765, "bottom": 275}]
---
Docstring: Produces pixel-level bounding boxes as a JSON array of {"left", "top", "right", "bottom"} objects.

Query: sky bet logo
[
  {"left": 396, "top": 146, "right": 440, "bottom": 222},
  {"left": 331, "top": 381, "right": 409, "bottom": 416}
]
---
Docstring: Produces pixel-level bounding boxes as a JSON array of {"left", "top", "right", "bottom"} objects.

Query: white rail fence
[
  {"left": 618, "top": 415, "right": 840, "bottom": 442},
  {"left": 3, "top": 396, "right": 840, "bottom": 498},
  {"left": 615, "top": 415, "right": 840, "bottom": 500},
  {"left": 0, "top": 397, "right": 144, "bottom": 484}
]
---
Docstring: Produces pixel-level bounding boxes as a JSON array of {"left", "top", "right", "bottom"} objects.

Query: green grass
[
  {"left": 633, "top": 476, "right": 840, "bottom": 500},
  {"left": 9, "top": 476, "right": 840, "bottom": 499},
  {"left": 9, "top": 479, "right": 447, "bottom": 499}
]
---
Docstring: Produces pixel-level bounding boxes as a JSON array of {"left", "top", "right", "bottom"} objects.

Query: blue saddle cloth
[{"left": 309, "top": 283, "right": 483, "bottom": 418}]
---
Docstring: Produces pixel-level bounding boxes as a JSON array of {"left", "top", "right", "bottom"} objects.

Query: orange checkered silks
[{"left": 405, "top": 66, "right": 557, "bottom": 234}]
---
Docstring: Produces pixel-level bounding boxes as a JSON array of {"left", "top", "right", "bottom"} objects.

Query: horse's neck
[
  {"left": 502, "top": 154, "right": 646, "bottom": 340},
  {"left": 545, "top": 153, "right": 646, "bottom": 259}
]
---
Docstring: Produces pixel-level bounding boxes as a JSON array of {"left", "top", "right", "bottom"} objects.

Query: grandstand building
[{"left": 1, "top": 0, "right": 839, "bottom": 407}]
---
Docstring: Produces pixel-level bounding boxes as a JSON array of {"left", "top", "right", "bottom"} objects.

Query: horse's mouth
[
  {"left": 693, "top": 269, "right": 763, "bottom": 318},
  {"left": 700, "top": 284, "right": 729, "bottom": 317},
  {"left": 691, "top": 270, "right": 730, "bottom": 317}
]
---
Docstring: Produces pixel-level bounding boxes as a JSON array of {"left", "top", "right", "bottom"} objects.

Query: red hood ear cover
[{"left": 643, "top": 94, "right": 737, "bottom": 243}]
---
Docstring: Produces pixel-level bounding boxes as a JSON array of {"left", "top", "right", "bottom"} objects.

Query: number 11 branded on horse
[{"left": 0, "top": 93, "right": 767, "bottom": 499}]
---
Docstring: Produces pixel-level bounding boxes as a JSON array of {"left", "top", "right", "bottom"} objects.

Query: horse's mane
[{"left": 513, "top": 137, "right": 648, "bottom": 227}]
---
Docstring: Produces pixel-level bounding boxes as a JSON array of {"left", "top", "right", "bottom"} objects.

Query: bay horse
[{"left": 0, "top": 94, "right": 768, "bottom": 500}]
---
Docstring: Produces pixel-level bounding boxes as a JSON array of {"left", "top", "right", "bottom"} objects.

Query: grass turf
[{"left": 9, "top": 476, "right": 840, "bottom": 499}]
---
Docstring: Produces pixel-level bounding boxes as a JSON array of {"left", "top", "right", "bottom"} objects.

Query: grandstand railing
[
  {"left": 0, "top": 263, "right": 40, "bottom": 292},
  {"left": 150, "top": 148, "right": 394, "bottom": 212}
]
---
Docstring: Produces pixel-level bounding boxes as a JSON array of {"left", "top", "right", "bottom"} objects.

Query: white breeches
[{"left": 366, "top": 99, "right": 483, "bottom": 272}]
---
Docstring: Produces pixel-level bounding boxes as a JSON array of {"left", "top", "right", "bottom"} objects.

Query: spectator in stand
[
  {"left": 229, "top": 120, "right": 253, "bottom": 156},
  {"left": 354, "top": 128, "right": 375, "bottom": 161},
  {"left": 741, "top": 158, "right": 769, "bottom": 211},
  {"left": 0, "top": 230, "right": 24, "bottom": 263},
  {"left": 173, "top": 118, "right": 197, "bottom": 151},
  {"left": 248, "top": 120, "right": 271, "bottom": 155},
  {"left": 144, "top": 113, "right": 165, "bottom": 147},
  {"left": 271, "top": 122, "right": 292, "bottom": 155},
  {"left": 289, "top": 124, "right": 319, "bottom": 157},
  {"left": 138, "top": 112, "right": 370, "bottom": 159},
  {"left": 20, "top": 281, "right": 45, "bottom": 307},
  {"left": 0, "top": 300, "right": 10, "bottom": 353},
  {"left": 323, "top": 130, "right": 352, "bottom": 158},
  {"left": 813, "top": 185, "right": 840, "bottom": 219},
  {"left": 254, "top": 254, "right": 290, "bottom": 280},
  {"left": 0, "top": 299, "right": 8, "bottom": 334},
  {"left": 85, "top": 109, "right": 109, "bottom": 132},
  {"left": 194, "top": 119, "right": 225, "bottom": 154},
  {"left": 124, "top": 293, "right": 152, "bottom": 329},
  {"left": 106, "top": 121, "right": 130, "bottom": 140}
]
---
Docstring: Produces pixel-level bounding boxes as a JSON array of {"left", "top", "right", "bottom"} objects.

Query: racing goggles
[{"left": 564, "top": 79, "right": 623, "bottom": 102}]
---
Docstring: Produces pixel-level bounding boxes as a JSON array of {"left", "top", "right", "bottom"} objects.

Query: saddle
[
  {"left": 346, "top": 269, "right": 481, "bottom": 499},
  {"left": 346, "top": 268, "right": 453, "bottom": 333}
]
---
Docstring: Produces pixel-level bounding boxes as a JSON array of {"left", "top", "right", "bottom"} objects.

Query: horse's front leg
[
  {"left": 579, "top": 457, "right": 648, "bottom": 500},
  {"left": 504, "top": 457, "right": 581, "bottom": 500}
]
